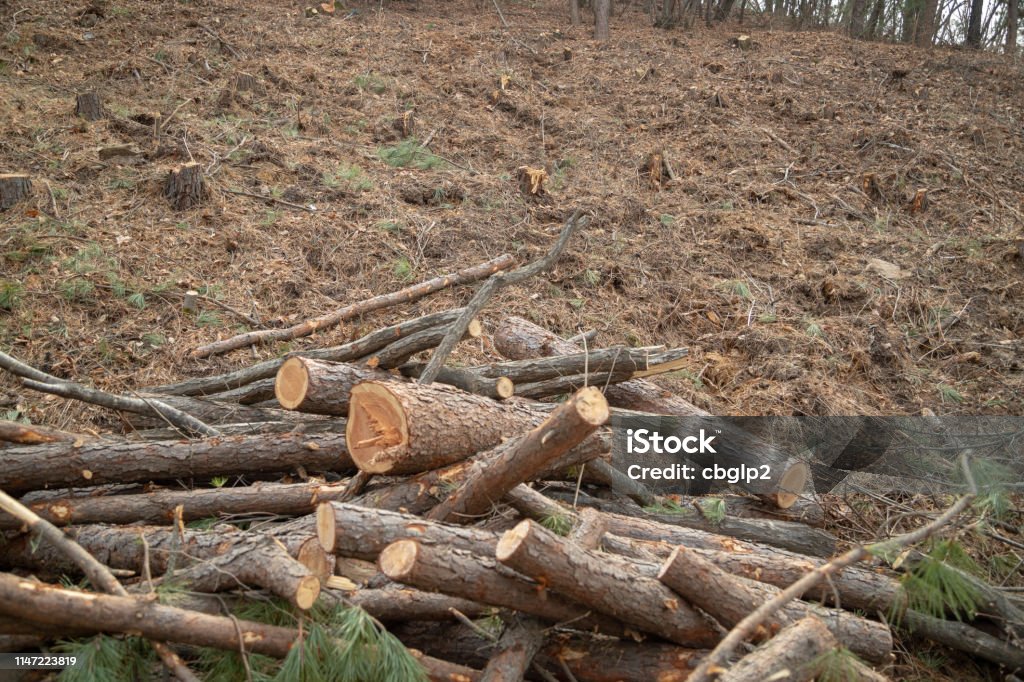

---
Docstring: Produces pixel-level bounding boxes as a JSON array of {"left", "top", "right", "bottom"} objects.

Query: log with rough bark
[
  {"left": 398, "top": 362, "right": 515, "bottom": 399},
  {"left": 717, "top": 617, "right": 838, "bottom": 682},
  {"left": 480, "top": 615, "right": 545, "bottom": 682},
  {"left": 275, "top": 358, "right": 394, "bottom": 415},
  {"left": 151, "top": 309, "right": 467, "bottom": 396},
  {"left": 0, "top": 174, "right": 32, "bottom": 210},
  {"left": 0, "top": 480, "right": 351, "bottom": 531},
  {"left": 192, "top": 254, "right": 515, "bottom": 358},
  {"left": 378, "top": 540, "right": 627, "bottom": 636},
  {"left": 0, "top": 431, "right": 351, "bottom": 495},
  {"left": 0, "top": 572, "right": 478, "bottom": 681},
  {"left": 657, "top": 545, "right": 892, "bottom": 663},
  {"left": 75, "top": 92, "right": 104, "bottom": 120},
  {"left": 429, "top": 386, "right": 609, "bottom": 522},
  {"left": 357, "top": 432, "right": 610, "bottom": 515},
  {"left": 475, "top": 346, "right": 689, "bottom": 384},
  {"left": 360, "top": 320, "right": 482, "bottom": 368},
  {"left": 345, "top": 381, "right": 542, "bottom": 474},
  {"left": 127, "top": 392, "right": 313, "bottom": 426},
  {"left": 393, "top": 618, "right": 706, "bottom": 682},
  {"left": 0, "top": 420, "right": 79, "bottom": 445},
  {"left": 492, "top": 316, "right": 809, "bottom": 508},
  {"left": 2, "top": 523, "right": 322, "bottom": 610},
  {"left": 569, "top": 507, "right": 608, "bottom": 550},
  {"left": 317, "top": 501, "right": 499, "bottom": 559},
  {"left": 164, "top": 162, "right": 206, "bottom": 210},
  {"left": 343, "top": 584, "right": 491, "bottom": 622},
  {"left": 496, "top": 520, "right": 718, "bottom": 647}
]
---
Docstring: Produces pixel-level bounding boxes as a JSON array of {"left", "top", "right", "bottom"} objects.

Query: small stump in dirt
[
  {"left": 75, "top": 92, "right": 104, "bottom": 121},
  {"left": 0, "top": 174, "right": 32, "bottom": 211},
  {"left": 517, "top": 166, "right": 548, "bottom": 198},
  {"left": 164, "top": 162, "right": 206, "bottom": 210}
]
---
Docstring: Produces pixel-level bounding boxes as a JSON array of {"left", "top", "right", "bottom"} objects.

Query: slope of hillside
[{"left": 1, "top": 0, "right": 1022, "bottom": 423}]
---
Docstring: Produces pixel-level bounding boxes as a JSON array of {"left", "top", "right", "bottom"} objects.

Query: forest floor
[{"left": 0, "top": 0, "right": 1022, "bottom": 678}]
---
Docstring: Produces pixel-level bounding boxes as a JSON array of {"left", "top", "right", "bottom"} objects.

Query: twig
[
  {"left": 0, "top": 488, "right": 200, "bottom": 682},
  {"left": 198, "top": 23, "right": 241, "bottom": 59},
  {"left": 44, "top": 181, "right": 59, "bottom": 218},
  {"left": 417, "top": 209, "right": 584, "bottom": 385},
  {"left": 221, "top": 187, "right": 315, "bottom": 212},
  {"left": 686, "top": 453, "right": 978, "bottom": 682},
  {"left": 159, "top": 98, "right": 193, "bottom": 135}
]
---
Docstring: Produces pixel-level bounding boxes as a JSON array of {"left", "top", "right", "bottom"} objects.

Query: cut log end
[
  {"left": 575, "top": 386, "right": 610, "bottom": 425},
  {"left": 764, "top": 460, "right": 810, "bottom": 509},
  {"left": 346, "top": 383, "right": 410, "bottom": 474},
  {"left": 495, "top": 376, "right": 515, "bottom": 400},
  {"left": 295, "top": 537, "right": 334, "bottom": 582},
  {"left": 378, "top": 540, "right": 420, "bottom": 580},
  {"left": 495, "top": 519, "right": 532, "bottom": 562},
  {"left": 295, "top": 575, "right": 321, "bottom": 611},
  {"left": 466, "top": 318, "right": 483, "bottom": 338},
  {"left": 0, "top": 174, "right": 32, "bottom": 211},
  {"left": 315, "top": 502, "right": 337, "bottom": 553},
  {"left": 275, "top": 357, "right": 310, "bottom": 410}
]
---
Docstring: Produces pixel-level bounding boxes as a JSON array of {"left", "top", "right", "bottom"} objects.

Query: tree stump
[
  {"left": 516, "top": 166, "right": 548, "bottom": 197},
  {"left": 164, "top": 163, "right": 206, "bottom": 210},
  {"left": 0, "top": 174, "right": 32, "bottom": 211},
  {"left": 75, "top": 92, "right": 104, "bottom": 121}
]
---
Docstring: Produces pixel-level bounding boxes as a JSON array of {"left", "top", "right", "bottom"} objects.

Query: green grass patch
[{"left": 377, "top": 139, "right": 447, "bottom": 170}]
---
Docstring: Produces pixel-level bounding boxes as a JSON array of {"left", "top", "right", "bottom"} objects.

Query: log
[
  {"left": 0, "top": 420, "right": 79, "bottom": 445},
  {"left": 128, "top": 392, "right": 313, "bottom": 426},
  {"left": 0, "top": 480, "right": 352, "bottom": 530},
  {"left": 480, "top": 615, "right": 545, "bottom": 682},
  {"left": 394, "top": 618, "right": 706, "bottom": 682},
  {"left": 398, "top": 362, "right": 515, "bottom": 399},
  {"left": 75, "top": 92, "right": 104, "bottom": 120},
  {"left": 657, "top": 546, "right": 892, "bottom": 663},
  {"left": 717, "top": 617, "right": 837, "bottom": 682},
  {"left": 475, "top": 346, "right": 689, "bottom": 384},
  {"left": 357, "top": 432, "right": 610, "bottom": 515},
  {"left": 0, "top": 431, "right": 351, "bottom": 495},
  {"left": 344, "top": 584, "right": 491, "bottom": 622},
  {"left": 346, "top": 381, "right": 542, "bottom": 474},
  {"left": 428, "top": 386, "right": 609, "bottom": 522},
  {"left": 276, "top": 358, "right": 393, "bottom": 415},
  {"left": 569, "top": 507, "right": 608, "bottom": 550},
  {"left": 496, "top": 520, "right": 718, "bottom": 647},
  {"left": 164, "top": 162, "right": 206, "bottom": 210},
  {"left": 150, "top": 309, "right": 467, "bottom": 396},
  {"left": 192, "top": 254, "right": 515, "bottom": 358},
  {"left": 2, "top": 523, "right": 322, "bottom": 610},
  {"left": 199, "top": 378, "right": 277, "bottom": 404},
  {"left": 492, "top": 317, "right": 808, "bottom": 508},
  {"left": 0, "top": 174, "right": 31, "bottom": 210},
  {"left": 378, "top": 540, "right": 626, "bottom": 636},
  {"left": 317, "top": 501, "right": 499, "bottom": 559},
  {"left": 0, "top": 572, "right": 478, "bottom": 681},
  {"left": 361, "top": 320, "right": 482, "bottom": 368}
]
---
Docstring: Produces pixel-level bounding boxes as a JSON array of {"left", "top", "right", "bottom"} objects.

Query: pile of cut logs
[{"left": 1, "top": 248, "right": 1022, "bottom": 681}]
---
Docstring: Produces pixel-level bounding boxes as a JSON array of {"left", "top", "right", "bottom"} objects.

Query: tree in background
[
  {"left": 594, "top": 0, "right": 611, "bottom": 38},
  {"left": 1008, "top": 0, "right": 1020, "bottom": 52}
]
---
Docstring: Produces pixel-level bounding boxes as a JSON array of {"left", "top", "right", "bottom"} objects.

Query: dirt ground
[{"left": 0, "top": 2, "right": 1022, "bottom": 677}]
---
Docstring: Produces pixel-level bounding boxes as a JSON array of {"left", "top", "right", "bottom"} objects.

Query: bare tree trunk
[
  {"left": 966, "top": 0, "right": 984, "bottom": 45},
  {"left": 594, "top": 0, "right": 611, "bottom": 38},
  {"left": 657, "top": 0, "right": 678, "bottom": 26},
  {"left": 571, "top": 0, "right": 583, "bottom": 24},
  {"left": 915, "top": 0, "right": 939, "bottom": 44},
  {"left": 1009, "top": 0, "right": 1020, "bottom": 51},
  {"left": 849, "top": 0, "right": 868, "bottom": 35},
  {"left": 865, "top": 0, "right": 886, "bottom": 37}
]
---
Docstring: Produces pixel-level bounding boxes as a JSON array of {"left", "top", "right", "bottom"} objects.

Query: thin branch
[
  {"left": 417, "top": 209, "right": 584, "bottom": 385},
  {"left": 0, "top": 488, "right": 200, "bottom": 682},
  {"left": 686, "top": 453, "right": 978, "bottom": 682}
]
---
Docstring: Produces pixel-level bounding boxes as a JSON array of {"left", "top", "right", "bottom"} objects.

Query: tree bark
[
  {"left": 344, "top": 584, "right": 490, "bottom": 622},
  {"left": 398, "top": 362, "right": 514, "bottom": 399},
  {"left": 657, "top": 546, "right": 892, "bottom": 663},
  {"left": 379, "top": 540, "right": 627, "bottom": 636},
  {"left": 1008, "top": 0, "right": 1019, "bottom": 52},
  {"left": 317, "top": 501, "right": 499, "bottom": 559},
  {"left": 362, "top": 320, "right": 482, "bottom": 368},
  {"left": 496, "top": 520, "right": 718, "bottom": 647},
  {"left": 594, "top": 0, "right": 611, "bottom": 38},
  {"left": 428, "top": 386, "right": 608, "bottom": 522},
  {"left": 476, "top": 347, "right": 688, "bottom": 384},
  {"left": 480, "top": 616, "right": 545, "bottom": 682},
  {"left": 570, "top": 0, "right": 582, "bottom": 24},
  {"left": 75, "top": 92, "right": 104, "bottom": 120},
  {"left": 0, "top": 480, "right": 353, "bottom": 530},
  {"left": 0, "top": 431, "right": 351, "bottom": 495},
  {"left": 164, "top": 163, "right": 206, "bottom": 210},
  {"left": 192, "top": 254, "right": 513, "bottom": 358},
  {"left": 967, "top": 0, "right": 985, "bottom": 45},
  {"left": 0, "top": 572, "right": 478, "bottom": 681},
  {"left": 849, "top": 0, "right": 868, "bottom": 36},
  {"left": 394, "top": 622, "right": 705, "bottom": 682},
  {"left": 718, "top": 617, "right": 837, "bottom": 682},
  {"left": 276, "top": 358, "right": 394, "bottom": 415},
  {"left": 346, "top": 380, "right": 542, "bottom": 474},
  {"left": 0, "top": 174, "right": 32, "bottom": 210}
]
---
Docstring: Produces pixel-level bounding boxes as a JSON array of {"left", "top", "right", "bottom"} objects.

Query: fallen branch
[
  {"left": 416, "top": 210, "right": 582, "bottom": 385},
  {"left": 192, "top": 254, "right": 515, "bottom": 358}
]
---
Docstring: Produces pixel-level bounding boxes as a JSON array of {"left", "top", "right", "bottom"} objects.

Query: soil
[{"left": 0, "top": 1, "right": 1022, "bottom": 677}]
